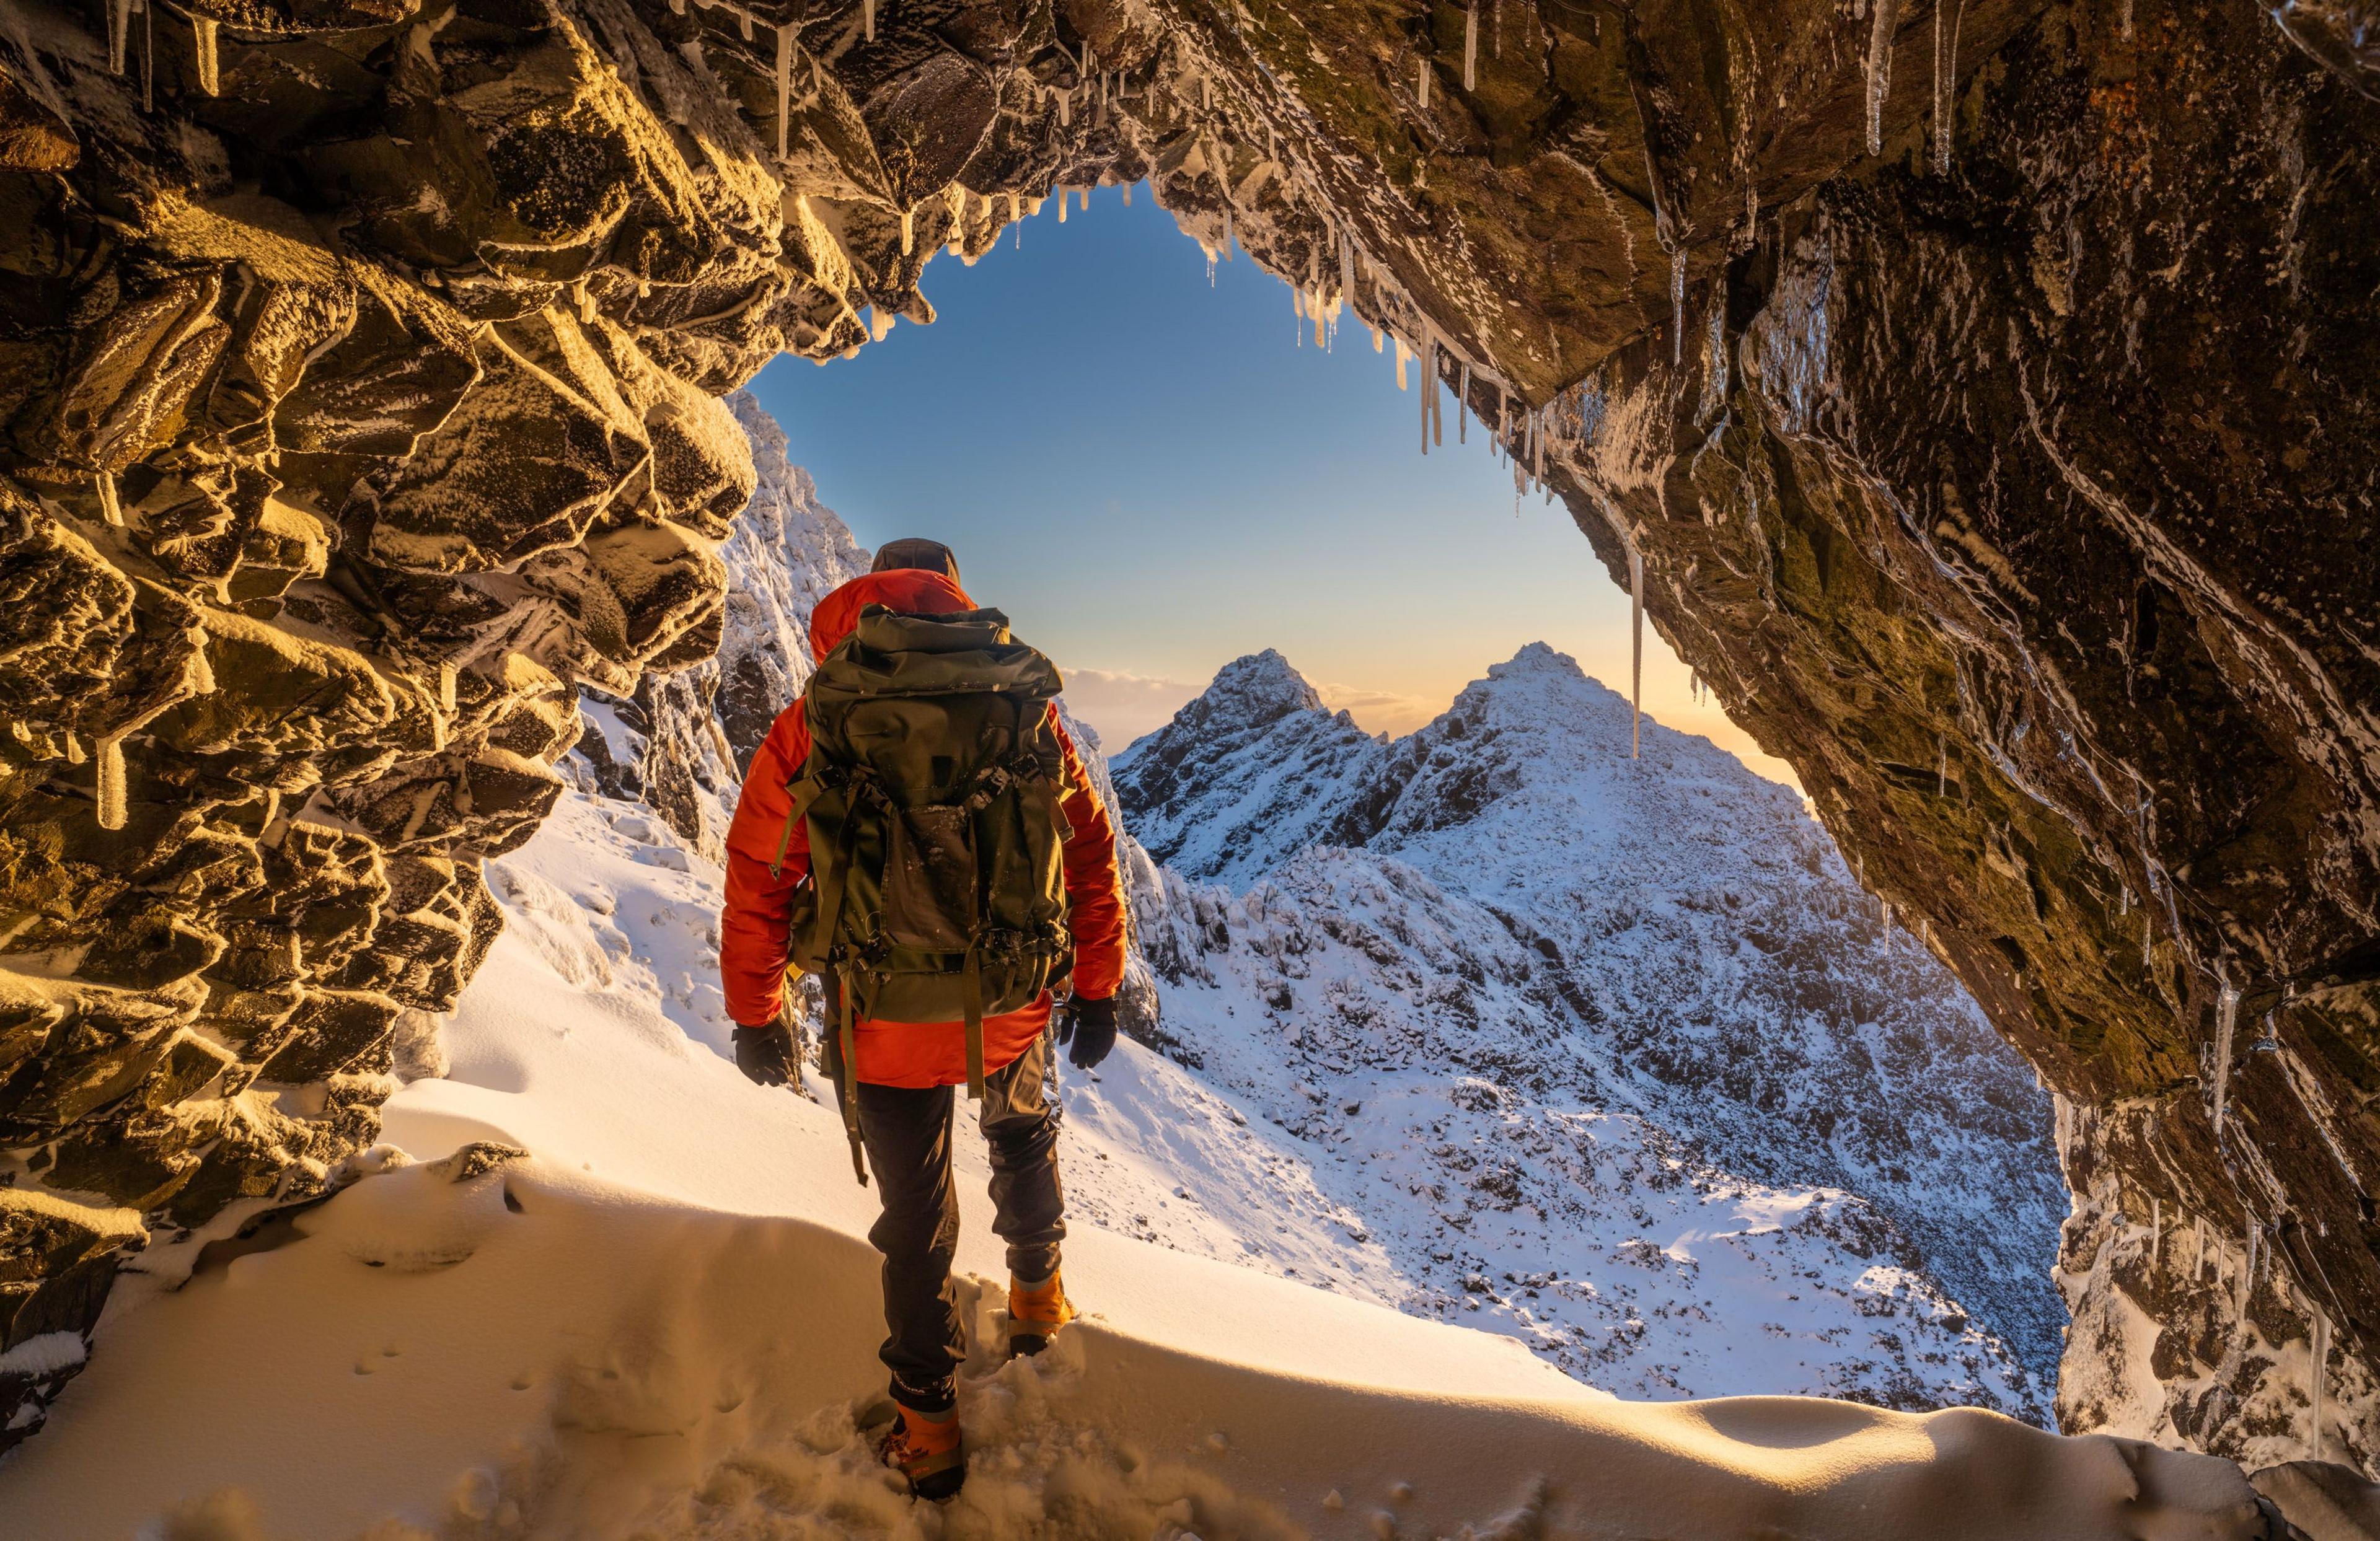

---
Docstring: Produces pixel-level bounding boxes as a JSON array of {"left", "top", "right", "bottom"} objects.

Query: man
[{"left": 719, "top": 538, "right": 1127, "bottom": 1501}]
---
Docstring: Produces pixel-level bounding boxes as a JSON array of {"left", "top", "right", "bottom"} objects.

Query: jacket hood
[{"left": 808, "top": 568, "right": 978, "bottom": 662}]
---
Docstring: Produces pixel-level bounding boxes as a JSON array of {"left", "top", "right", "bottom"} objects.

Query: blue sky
[{"left": 748, "top": 185, "right": 1789, "bottom": 784}]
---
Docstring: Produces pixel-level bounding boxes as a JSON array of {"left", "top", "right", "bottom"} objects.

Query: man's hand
[
  {"left": 733, "top": 1021, "right": 801, "bottom": 1086},
  {"left": 1056, "top": 994, "right": 1119, "bottom": 1071}
]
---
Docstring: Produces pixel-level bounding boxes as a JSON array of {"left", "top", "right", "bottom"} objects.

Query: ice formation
[
  {"left": 2211, "top": 973, "right": 2241, "bottom": 1143},
  {"left": 1629, "top": 547, "right": 1644, "bottom": 759},
  {"left": 1670, "top": 247, "right": 1687, "bottom": 366},
  {"left": 1866, "top": 0, "right": 1901, "bottom": 155}
]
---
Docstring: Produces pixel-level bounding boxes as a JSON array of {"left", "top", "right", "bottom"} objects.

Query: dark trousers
[{"left": 855, "top": 1035, "right": 1065, "bottom": 1413}]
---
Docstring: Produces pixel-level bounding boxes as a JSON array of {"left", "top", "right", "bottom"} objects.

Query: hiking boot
[
  {"left": 878, "top": 1402, "right": 965, "bottom": 1501},
  {"left": 1007, "top": 1269, "right": 1077, "bottom": 1357}
]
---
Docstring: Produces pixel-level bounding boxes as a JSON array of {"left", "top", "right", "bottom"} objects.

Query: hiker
[{"left": 719, "top": 538, "right": 1127, "bottom": 1501}]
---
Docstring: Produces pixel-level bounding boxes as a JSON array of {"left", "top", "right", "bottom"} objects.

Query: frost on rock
[{"left": 576, "top": 394, "right": 866, "bottom": 861}]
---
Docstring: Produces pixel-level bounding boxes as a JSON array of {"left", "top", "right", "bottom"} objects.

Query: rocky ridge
[
  {"left": 0, "top": 0, "right": 2369, "bottom": 1464},
  {"left": 1114, "top": 644, "right": 2070, "bottom": 1411}
]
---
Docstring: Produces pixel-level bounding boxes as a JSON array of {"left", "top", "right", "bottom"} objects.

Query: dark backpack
[{"left": 770, "top": 604, "right": 1075, "bottom": 1179}]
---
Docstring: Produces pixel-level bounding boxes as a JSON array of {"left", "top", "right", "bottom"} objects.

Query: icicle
[
  {"left": 1463, "top": 4, "right": 1478, "bottom": 90},
  {"left": 1532, "top": 406, "right": 1544, "bottom": 482},
  {"left": 2239, "top": 1222, "right": 2258, "bottom": 1325},
  {"left": 1057, "top": 190, "right": 1068, "bottom": 224},
  {"left": 899, "top": 206, "right": 914, "bottom": 253},
  {"left": 193, "top": 14, "right": 219, "bottom": 95},
  {"left": 1937, "top": 734, "right": 1947, "bottom": 796},
  {"left": 2151, "top": 1197, "right": 2161, "bottom": 1267},
  {"left": 2211, "top": 972, "right": 2241, "bottom": 1143},
  {"left": 95, "top": 734, "right": 126, "bottom": 830},
  {"left": 1058, "top": 86, "right": 1072, "bottom": 127},
  {"left": 775, "top": 25, "right": 793, "bottom": 158},
  {"left": 1865, "top": 0, "right": 1900, "bottom": 156},
  {"left": 1629, "top": 547, "right": 1644, "bottom": 760},
  {"left": 2312, "top": 1310, "right": 2330, "bottom": 1459},
  {"left": 1394, "top": 336, "right": 1409, "bottom": 390},
  {"left": 1339, "top": 231, "right": 1357, "bottom": 305},
  {"left": 1493, "top": 0, "right": 1502, "bottom": 56},
  {"left": 1122, "top": 182, "right": 1132, "bottom": 206},
  {"left": 1007, "top": 191, "right": 1020, "bottom": 223},
  {"left": 1670, "top": 247, "right": 1686, "bottom": 367},
  {"left": 1457, "top": 362, "right": 1470, "bottom": 443},
  {"left": 1418, "top": 332, "right": 1432, "bottom": 452},
  {"left": 1426, "top": 330, "right": 1442, "bottom": 449},
  {"left": 107, "top": 0, "right": 132, "bottom": 74},
  {"left": 2142, "top": 913, "right": 2153, "bottom": 970},
  {"left": 2120, "top": 885, "right": 2131, "bottom": 916},
  {"left": 862, "top": 0, "right": 874, "bottom": 41},
  {"left": 1417, "top": 56, "right": 1429, "bottom": 110},
  {"left": 1496, "top": 384, "right": 1507, "bottom": 447},
  {"left": 1931, "top": 0, "right": 1960, "bottom": 177},
  {"left": 1080, "top": 185, "right": 1091, "bottom": 214},
  {"left": 95, "top": 470, "right": 123, "bottom": 527}
]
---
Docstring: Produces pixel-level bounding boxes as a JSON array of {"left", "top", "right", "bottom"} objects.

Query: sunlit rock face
[{"left": 0, "top": 0, "right": 2371, "bottom": 1463}]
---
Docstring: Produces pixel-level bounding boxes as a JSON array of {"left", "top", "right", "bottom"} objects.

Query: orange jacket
[{"left": 720, "top": 568, "right": 1127, "bottom": 1088}]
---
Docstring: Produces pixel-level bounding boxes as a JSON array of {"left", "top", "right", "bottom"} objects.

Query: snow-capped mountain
[{"left": 1106, "top": 646, "right": 2067, "bottom": 1416}]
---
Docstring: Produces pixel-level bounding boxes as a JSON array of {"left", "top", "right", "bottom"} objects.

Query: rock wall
[
  {"left": 1521, "top": 1, "right": 2380, "bottom": 1470},
  {"left": 0, "top": 0, "right": 2372, "bottom": 1465},
  {"left": 573, "top": 390, "right": 867, "bottom": 861}
]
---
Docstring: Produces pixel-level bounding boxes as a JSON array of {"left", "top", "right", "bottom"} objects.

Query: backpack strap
[
  {"left": 961, "top": 946, "right": 987, "bottom": 1100},
  {"left": 767, "top": 771, "right": 833, "bottom": 880},
  {"left": 806, "top": 789, "right": 866, "bottom": 967},
  {"left": 835, "top": 964, "right": 870, "bottom": 1187}
]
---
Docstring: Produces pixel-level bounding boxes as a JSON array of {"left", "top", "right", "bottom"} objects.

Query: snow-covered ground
[
  {"left": 0, "top": 779, "right": 2282, "bottom": 1540},
  {"left": 0, "top": 398, "right": 2303, "bottom": 1537}
]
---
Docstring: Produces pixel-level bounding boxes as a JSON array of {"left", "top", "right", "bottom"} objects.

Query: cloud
[
  {"left": 1313, "top": 682, "right": 1442, "bottom": 738},
  {"left": 1056, "top": 667, "right": 1205, "bottom": 752},
  {"left": 1059, "top": 665, "right": 1447, "bottom": 750}
]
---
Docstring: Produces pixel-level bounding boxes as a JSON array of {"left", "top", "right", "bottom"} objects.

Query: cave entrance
[{"left": 747, "top": 181, "right": 1787, "bottom": 781}]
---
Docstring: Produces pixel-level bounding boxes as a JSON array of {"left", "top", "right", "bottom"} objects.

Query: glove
[
  {"left": 733, "top": 1021, "right": 801, "bottom": 1087},
  {"left": 1056, "top": 994, "right": 1119, "bottom": 1071}
]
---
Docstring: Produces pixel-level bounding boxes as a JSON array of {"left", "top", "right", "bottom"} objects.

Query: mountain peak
[
  {"left": 1490, "top": 641, "right": 1581, "bottom": 678},
  {"left": 1195, "top": 649, "right": 1326, "bottom": 725}
]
